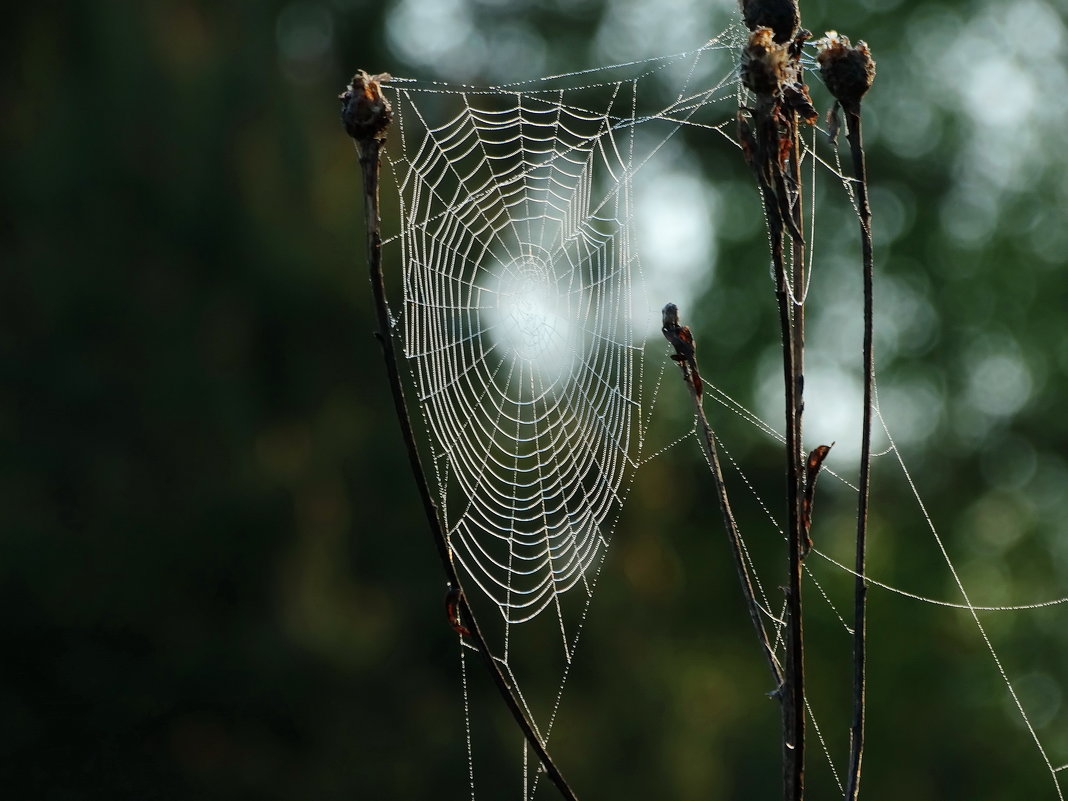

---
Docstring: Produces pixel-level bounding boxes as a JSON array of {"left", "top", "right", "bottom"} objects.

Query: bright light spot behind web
[
  {"left": 478, "top": 155, "right": 718, "bottom": 396},
  {"left": 633, "top": 160, "right": 717, "bottom": 337},
  {"left": 482, "top": 251, "right": 579, "bottom": 390}
]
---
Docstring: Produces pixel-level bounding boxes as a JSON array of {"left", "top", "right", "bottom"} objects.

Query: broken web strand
[{"left": 375, "top": 28, "right": 1066, "bottom": 800}]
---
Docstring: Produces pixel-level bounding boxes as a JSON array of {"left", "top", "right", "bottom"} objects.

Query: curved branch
[
  {"left": 347, "top": 88, "right": 579, "bottom": 800},
  {"left": 663, "top": 306, "right": 785, "bottom": 688}
]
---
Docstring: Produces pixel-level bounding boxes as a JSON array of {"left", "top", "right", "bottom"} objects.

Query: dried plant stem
[
  {"left": 687, "top": 374, "right": 785, "bottom": 687},
  {"left": 815, "top": 32, "right": 876, "bottom": 799},
  {"left": 774, "top": 219, "right": 806, "bottom": 801},
  {"left": 745, "top": 126, "right": 807, "bottom": 801},
  {"left": 844, "top": 104, "right": 873, "bottom": 801},
  {"left": 355, "top": 136, "right": 579, "bottom": 801},
  {"left": 781, "top": 119, "right": 807, "bottom": 801},
  {"left": 787, "top": 127, "right": 806, "bottom": 385}
]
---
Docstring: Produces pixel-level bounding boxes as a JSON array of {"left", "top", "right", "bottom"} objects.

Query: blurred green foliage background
[{"left": 5, "top": 1, "right": 1068, "bottom": 799}]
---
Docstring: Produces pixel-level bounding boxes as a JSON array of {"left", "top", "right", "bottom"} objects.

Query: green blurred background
[{"left": 5, "top": 1, "right": 1068, "bottom": 798}]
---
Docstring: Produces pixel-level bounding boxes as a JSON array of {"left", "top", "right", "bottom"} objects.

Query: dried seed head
[
  {"left": 339, "top": 70, "right": 393, "bottom": 143},
  {"left": 740, "top": 27, "right": 790, "bottom": 96},
  {"left": 817, "top": 32, "right": 876, "bottom": 111},
  {"left": 739, "top": 0, "right": 800, "bottom": 44}
]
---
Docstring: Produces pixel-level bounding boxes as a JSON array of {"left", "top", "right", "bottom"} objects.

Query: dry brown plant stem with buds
[
  {"left": 340, "top": 70, "right": 580, "bottom": 801},
  {"left": 818, "top": 32, "right": 877, "bottom": 801},
  {"left": 737, "top": 7, "right": 814, "bottom": 797},
  {"left": 701, "top": 3, "right": 877, "bottom": 800},
  {"left": 341, "top": 8, "right": 876, "bottom": 796}
]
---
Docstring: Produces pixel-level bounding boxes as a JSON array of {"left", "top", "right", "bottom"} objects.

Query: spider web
[
  {"left": 400, "top": 84, "right": 638, "bottom": 626},
  {"left": 368, "top": 21, "right": 1068, "bottom": 800},
  {"left": 382, "top": 29, "right": 744, "bottom": 629}
]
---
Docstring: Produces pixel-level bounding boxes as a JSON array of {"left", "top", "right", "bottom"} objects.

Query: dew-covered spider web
[
  {"left": 366, "top": 20, "right": 1068, "bottom": 800},
  {"left": 382, "top": 29, "right": 748, "bottom": 631}
]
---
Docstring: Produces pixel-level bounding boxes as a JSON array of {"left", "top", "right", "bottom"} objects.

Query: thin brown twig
[
  {"left": 817, "top": 35, "right": 876, "bottom": 801},
  {"left": 662, "top": 305, "right": 785, "bottom": 688},
  {"left": 740, "top": 153, "right": 804, "bottom": 795},
  {"left": 844, "top": 104, "right": 872, "bottom": 801},
  {"left": 740, "top": 107, "right": 806, "bottom": 800},
  {"left": 738, "top": 25, "right": 810, "bottom": 799},
  {"left": 783, "top": 79, "right": 810, "bottom": 801},
  {"left": 343, "top": 73, "right": 580, "bottom": 801},
  {"left": 775, "top": 214, "right": 806, "bottom": 801}
]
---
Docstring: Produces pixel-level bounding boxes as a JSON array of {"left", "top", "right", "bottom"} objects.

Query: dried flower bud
[
  {"left": 339, "top": 70, "right": 393, "bottom": 143},
  {"left": 817, "top": 32, "right": 876, "bottom": 111},
  {"left": 739, "top": 0, "right": 800, "bottom": 44},
  {"left": 740, "top": 27, "right": 790, "bottom": 96}
]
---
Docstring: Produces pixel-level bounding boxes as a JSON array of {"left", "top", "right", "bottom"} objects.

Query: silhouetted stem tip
[{"left": 340, "top": 70, "right": 393, "bottom": 143}]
